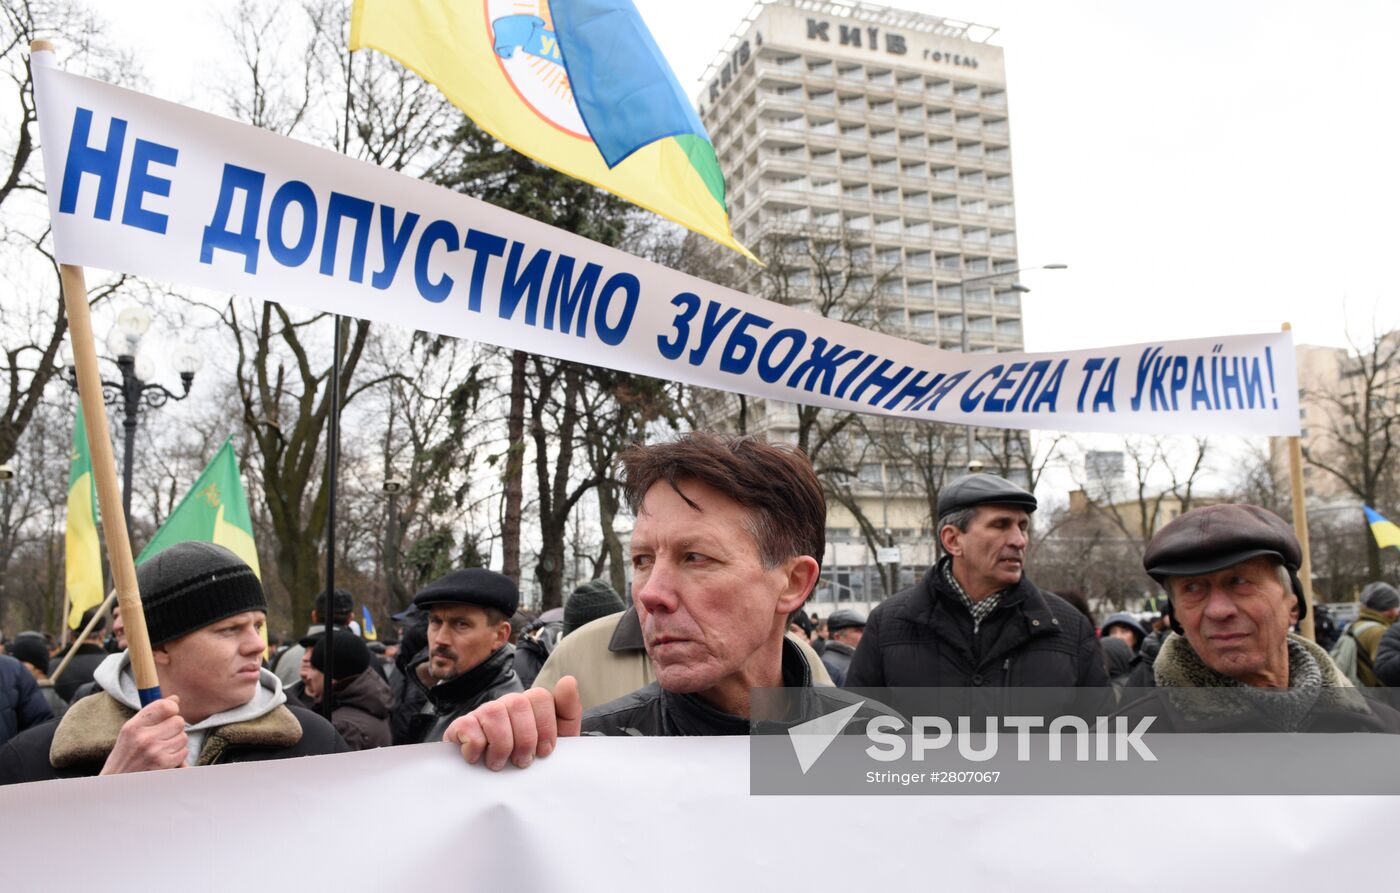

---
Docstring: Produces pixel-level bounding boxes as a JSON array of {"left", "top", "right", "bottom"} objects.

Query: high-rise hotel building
[{"left": 696, "top": 0, "right": 1029, "bottom": 606}]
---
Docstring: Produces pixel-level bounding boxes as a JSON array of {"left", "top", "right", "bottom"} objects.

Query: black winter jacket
[
  {"left": 0, "top": 695, "right": 347, "bottom": 785},
  {"left": 0, "top": 656, "right": 52, "bottom": 747},
  {"left": 287, "top": 667, "right": 393, "bottom": 751},
  {"left": 845, "top": 560, "right": 1110, "bottom": 691},
  {"left": 399, "top": 644, "right": 523, "bottom": 745},
  {"left": 582, "top": 638, "right": 878, "bottom": 736},
  {"left": 1374, "top": 621, "right": 1400, "bottom": 687},
  {"left": 48, "top": 643, "right": 108, "bottom": 704}
]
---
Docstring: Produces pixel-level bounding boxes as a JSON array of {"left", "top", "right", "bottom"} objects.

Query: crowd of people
[{"left": 1, "top": 432, "right": 1397, "bottom": 785}]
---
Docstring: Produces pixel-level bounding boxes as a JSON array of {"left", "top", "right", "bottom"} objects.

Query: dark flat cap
[
  {"left": 1361, "top": 582, "right": 1400, "bottom": 612},
  {"left": 412, "top": 568, "right": 519, "bottom": 616},
  {"left": 826, "top": 608, "right": 867, "bottom": 632},
  {"left": 1144, "top": 504, "right": 1300, "bottom": 579},
  {"left": 1143, "top": 504, "right": 1306, "bottom": 619},
  {"left": 937, "top": 472, "right": 1037, "bottom": 517}
]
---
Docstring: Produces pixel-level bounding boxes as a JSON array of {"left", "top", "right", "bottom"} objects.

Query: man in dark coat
[
  {"left": 395, "top": 568, "right": 523, "bottom": 746},
  {"left": 288, "top": 632, "right": 392, "bottom": 750},
  {"left": 845, "top": 473, "right": 1108, "bottom": 691},
  {"left": 1375, "top": 619, "right": 1400, "bottom": 687},
  {"left": 0, "top": 542, "right": 347, "bottom": 785},
  {"left": 49, "top": 606, "right": 110, "bottom": 703},
  {"left": 442, "top": 434, "right": 880, "bottom": 768},
  {"left": 820, "top": 608, "right": 865, "bottom": 686},
  {"left": 1114, "top": 504, "right": 1400, "bottom": 732},
  {"left": 0, "top": 654, "right": 52, "bottom": 747}
]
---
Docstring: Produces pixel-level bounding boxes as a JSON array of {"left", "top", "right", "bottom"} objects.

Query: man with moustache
[
  {"left": 396, "top": 568, "right": 523, "bottom": 746},
  {"left": 846, "top": 473, "right": 1108, "bottom": 689}
]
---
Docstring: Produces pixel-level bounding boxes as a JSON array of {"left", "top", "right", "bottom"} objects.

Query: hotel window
[
  {"left": 964, "top": 227, "right": 988, "bottom": 244},
  {"left": 926, "top": 78, "right": 952, "bottom": 96},
  {"left": 907, "top": 251, "right": 932, "bottom": 270},
  {"left": 868, "top": 68, "right": 893, "bottom": 86},
  {"left": 807, "top": 58, "right": 832, "bottom": 75},
  {"left": 842, "top": 182, "right": 869, "bottom": 199},
  {"left": 808, "top": 89, "right": 835, "bottom": 106},
  {"left": 936, "top": 253, "right": 960, "bottom": 271}
]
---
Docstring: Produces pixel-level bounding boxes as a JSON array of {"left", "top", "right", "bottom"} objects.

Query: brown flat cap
[{"left": 1143, "top": 504, "right": 1305, "bottom": 618}]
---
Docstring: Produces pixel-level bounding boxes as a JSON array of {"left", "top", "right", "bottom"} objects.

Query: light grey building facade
[{"left": 696, "top": 0, "right": 1030, "bottom": 609}]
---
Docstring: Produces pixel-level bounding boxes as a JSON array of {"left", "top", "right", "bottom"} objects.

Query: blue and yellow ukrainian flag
[
  {"left": 349, "top": 0, "right": 756, "bottom": 261},
  {"left": 361, "top": 605, "right": 378, "bottom": 641},
  {"left": 1364, "top": 506, "right": 1400, "bottom": 552}
]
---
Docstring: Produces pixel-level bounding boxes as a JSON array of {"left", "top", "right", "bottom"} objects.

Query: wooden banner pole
[
  {"left": 29, "top": 56, "right": 169, "bottom": 704},
  {"left": 56, "top": 257, "right": 163, "bottom": 702},
  {"left": 1281, "top": 322, "right": 1316, "bottom": 642}
]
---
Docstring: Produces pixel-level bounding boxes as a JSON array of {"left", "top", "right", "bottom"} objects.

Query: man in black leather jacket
[
  {"left": 443, "top": 433, "right": 876, "bottom": 768},
  {"left": 398, "top": 568, "right": 523, "bottom": 745}
]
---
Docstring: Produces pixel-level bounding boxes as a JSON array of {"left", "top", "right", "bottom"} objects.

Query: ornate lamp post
[{"left": 64, "top": 306, "right": 203, "bottom": 523}]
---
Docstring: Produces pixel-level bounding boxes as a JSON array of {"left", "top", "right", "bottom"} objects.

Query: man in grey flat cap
[
  {"left": 820, "top": 609, "right": 865, "bottom": 686},
  {"left": 846, "top": 472, "right": 1107, "bottom": 689},
  {"left": 1117, "top": 504, "right": 1400, "bottom": 731}
]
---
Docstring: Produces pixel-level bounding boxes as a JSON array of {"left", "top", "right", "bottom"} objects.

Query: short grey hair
[{"left": 935, "top": 506, "right": 980, "bottom": 556}]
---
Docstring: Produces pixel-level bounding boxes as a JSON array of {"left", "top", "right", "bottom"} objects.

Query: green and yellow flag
[
  {"left": 65, "top": 403, "right": 104, "bottom": 629},
  {"left": 137, "top": 439, "right": 260, "bottom": 576}
]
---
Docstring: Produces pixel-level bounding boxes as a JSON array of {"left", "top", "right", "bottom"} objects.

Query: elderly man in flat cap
[
  {"left": 394, "top": 568, "right": 523, "bottom": 745},
  {"left": 846, "top": 472, "right": 1107, "bottom": 689},
  {"left": 1117, "top": 504, "right": 1400, "bottom": 731}
]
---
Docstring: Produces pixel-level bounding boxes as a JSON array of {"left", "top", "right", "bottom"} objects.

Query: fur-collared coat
[
  {"left": 1112, "top": 633, "right": 1400, "bottom": 733},
  {"left": 0, "top": 693, "right": 347, "bottom": 785}
]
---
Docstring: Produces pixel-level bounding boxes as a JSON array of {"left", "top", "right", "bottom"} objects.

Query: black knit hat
[
  {"left": 8, "top": 632, "right": 50, "bottom": 672},
  {"left": 310, "top": 632, "right": 372, "bottom": 681},
  {"left": 136, "top": 541, "right": 267, "bottom": 646},
  {"left": 563, "top": 579, "right": 625, "bottom": 636}
]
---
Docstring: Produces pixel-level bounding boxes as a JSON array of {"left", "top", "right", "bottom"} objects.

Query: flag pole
[
  {"left": 319, "top": 37, "right": 359, "bottom": 719},
  {"left": 1281, "top": 322, "right": 1316, "bottom": 642},
  {"left": 37, "top": 39, "right": 163, "bottom": 704}
]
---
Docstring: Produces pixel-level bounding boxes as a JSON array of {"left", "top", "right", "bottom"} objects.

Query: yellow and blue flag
[
  {"left": 65, "top": 403, "right": 104, "bottom": 629},
  {"left": 361, "top": 605, "right": 378, "bottom": 641},
  {"left": 1364, "top": 506, "right": 1400, "bottom": 552},
  {"left": 349, "top": 0, "right": 755, "bottom": 261}
]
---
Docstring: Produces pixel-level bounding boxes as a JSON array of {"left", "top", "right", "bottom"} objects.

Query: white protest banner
[
  {"left": 0, "top": 738, "right": 1388, "bottom": 891},
  {"left": 31, "top": 52, "right": 1299, "bottom": 436}
]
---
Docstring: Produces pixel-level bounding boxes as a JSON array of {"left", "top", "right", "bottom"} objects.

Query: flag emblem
[{"left": 489, "top": 1, "right": 588, "bottom": 138}]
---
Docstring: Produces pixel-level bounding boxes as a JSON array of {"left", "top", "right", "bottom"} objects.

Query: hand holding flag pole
[{"left": 37, "top": 39, "right": 163, "bottom": 705}]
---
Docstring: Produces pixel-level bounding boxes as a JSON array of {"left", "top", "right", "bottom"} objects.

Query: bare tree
[
  {"left": 0, "top": 1, "right": 139, "bottom": 466},
  {"left": 1300, "top": 325, "right": 1400, "bottom": 579}
]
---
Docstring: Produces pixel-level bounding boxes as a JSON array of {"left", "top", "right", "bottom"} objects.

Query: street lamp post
[
  {"left": 64, "top": 307, "right": 203, "bottom": 524},
  {"left": 955, "top": 263, "right": 1067, "bottom": 470}
]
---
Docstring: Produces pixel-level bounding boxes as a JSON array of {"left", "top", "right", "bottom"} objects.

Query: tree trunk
[
  {"left": 598, "top": 481, "right": 628, "bottom": 598},
  {"left": 501, "top": 349, "right": 527, "bottom": 583}
]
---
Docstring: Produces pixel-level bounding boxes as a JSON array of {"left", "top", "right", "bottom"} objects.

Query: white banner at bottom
[{"left": 0, "top": 738, "right": 1389, "bottom": 891}]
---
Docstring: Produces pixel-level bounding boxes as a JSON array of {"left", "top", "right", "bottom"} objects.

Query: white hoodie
[{"left": 93, "top": 651, "right": 288, "bottom": 766}]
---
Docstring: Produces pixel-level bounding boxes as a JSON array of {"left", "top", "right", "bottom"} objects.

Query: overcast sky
[{"left": 108, "top": 0, "right": 1400, "bottom": 356}]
